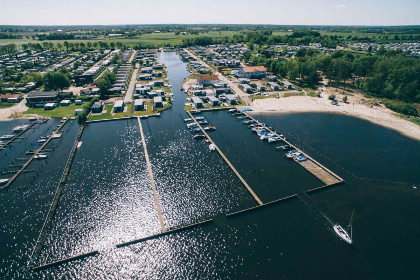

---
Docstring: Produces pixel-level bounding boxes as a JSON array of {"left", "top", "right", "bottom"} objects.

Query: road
[{"left": 124, "top": 50, "right": 138, "bottom": 103}]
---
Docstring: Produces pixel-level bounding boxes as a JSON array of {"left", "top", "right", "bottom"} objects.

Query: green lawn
[
  {"left": 23, "top": 103, "right": 85, "bottom": 117},
  {"left": 0, "top": 103, "right": 17, "bottom": 108},
  {"left": 0, "top": 31, "right": 241, "bottom": 47},
  {"left": 87, "top": 104, "right": 113, "bottom": 121},
  {"left": 397, "top": 114, "right": 420, "bottom": 127}
]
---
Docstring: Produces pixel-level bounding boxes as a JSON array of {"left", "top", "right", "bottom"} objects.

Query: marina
[{"left": 0, "top": 51, "right": 419, "bottom": 280}]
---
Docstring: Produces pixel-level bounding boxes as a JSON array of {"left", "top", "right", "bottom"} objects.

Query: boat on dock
[
  {"left": 0, "top": 178, "right": 9, "bottom": 185},
  {"left": 277, "top": 145, "right": 291, "bottom": 150},
  {"left": 34, "top": 154, "right": 47, "bottom": 159},
  {"left": 334, "top": 211, "right": 354, "bottom": 245},
  {"left": 268, "top": 136, "right": 281, "bottom": 142},
  {"left": 1, "top": 134, "right": 15, "bottom": 140},
  {"left": 296, "top": 155, "right": 308, "bottom": 162},
  {"left": 193, "top": 134, "right": 206, "bottom": 140},
  {"left": 204, "top": 126, "right": 216, "bottom": 131}
]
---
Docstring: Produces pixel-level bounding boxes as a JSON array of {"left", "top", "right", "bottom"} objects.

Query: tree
[
  {"left": 43, "top": 72, "right": 71, "bottom": 91},
  {"left": 57, "top": 42, "right": 63, "bottom": 50},
  {"left": 63, "top": 41, "right": 69, "bottom": 51},
  {"left": 328, "top": 94, "right": 336, "bottom": 100},
  {"left": 343, "top": 95, "right": 348, "bottom": 103}
]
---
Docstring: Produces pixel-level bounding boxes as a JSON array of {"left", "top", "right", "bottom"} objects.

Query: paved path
[{"left": 124, "top": 68, "right": 138, "bottom": 103}]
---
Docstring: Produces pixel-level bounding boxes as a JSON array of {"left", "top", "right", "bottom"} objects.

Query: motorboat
[
  {"left": 204, "top": 126, "right": 216, "bottom": 131},
  {"left": 0, "top": 178, "right": 9, "bottom": 185},
  {"left": 184, "top": 118, "right": 193, "bottom": 123},
  {"left": 286, "top": 151, "right": 301, "bottom": 159},
  {"left": 195, "top": 117, "right": 205, "bottom": 121},
  {"left": 12, "top": 126, "right": 24, "bottom": 132},
  {"left": 140, "top": 115, "right": 148, "bottom": 119},
  {"left": 1, "top": 135, "right": 15, "bottom": 140},
  {"left": 277, "top": 145, "right": 291, "bottom": 150},
  {"left": 198, "top": 120, "right": 208, "bottom": 125},
  {"left": 28, "top": 117, "right": 37, "bottom": 121},
  {"left": 268, "top": 136, "right": 281, "bottom": 142},
  {"left": 34, "top": 154, "right": 47, "bottom": 159},
  {"left": 40, "top": 135, "right": 51, "bottom": 139},
  {"left": 37, "top": 139, "right": 47, "bottom": 143},
  {"left": 228, "top": 109, "right": 237, "bottom": 113},
  {"left": 187, "top": 122, "right": 198, "bottom": 128},
  {"left": 209, "top": 144, "right": 216, "bottom": 151},
  {"left": 190, "top": 110, "right": 201, "bottom": 115},
  {"left": 193, "top": 134, "right": 206, "bottom": 140},
  {"left": 334, "top": 211, "right": 354, "bottom": 245},
  {"left": 296, "top": 155, "right": 308, "bottom": 162},
  {"left": 260, "top": 133, "right": 276, "bottom": 140}
]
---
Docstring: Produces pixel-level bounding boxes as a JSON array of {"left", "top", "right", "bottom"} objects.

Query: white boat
[
  {"left": 34, "top": 154, "right": 47, "bottom": 159},
  {"left": 37, "top": 139, "right": 47, "bottom": 143},
  {"left": 209, "top": 144, "right": 216, "bottom": 151},
  {"left": 0, "top": 178, "right": 9, "bottom": 185},
  {"left": 1, "top": 134, "right": 15, "bottom": 140},
  {"left": 193, "top": 134, "right": 206, "bottom": 140},
  {"left": 286, "top": 151, "right": 301, "bottom": 159},
  {"left": 334, "top": 211, "right": 354, "bottom": 245},
  {"left": 204, "top": 126, "right": 216, "bottom": 131},
  {"left": 12, "top": 126, "right": 24, "bottom": 132},
  {"left": 195, "top": 117, "right": 205, "bottom": 120},
  {"left": 268, "top": 137, "right": 281, "bottom": 142},
  {"left": 184, "top": 118, "right": 193, "bottom": 123},
  {"left": 228, "top": 109, "right": 237, "bottom": 113}
]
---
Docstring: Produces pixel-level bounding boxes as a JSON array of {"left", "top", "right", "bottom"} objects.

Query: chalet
[
  {"left": 191, "top": 96, "right": 204, "bottom": 108},
  {"left": 154, "top": 96, "right": 163, "bottom": 108},
  {"left": 134, "top": 99, "right": 144, "bottom": 111},
  {"left": 139, "top": 74, "right": 152, "bottom": 80},
  {"left": 91, "top": 102, "right": 103, "bottom": 113},
  {"left": 255, "top": 83, "right": 267, "bottom": 92},
  {"left": 239, "top": 66, "right": 267, "bottom": 79},
  {"left": 44, "top": 103, "right": 58, "bottom": 110},
  {"left": 208, "top": 96, "right": 220, "bottom": 106},
  {"left": 197, "top": 75, "right": 219, "bottom": 86},
  {"left": 113, "top": 100, "right": 124, "bottom": 113},
  {"left": 281, "top": 81, "right": 294, "bottom": 89},
  {"left": 241, "top": 84, "right": 253, "bottom": 93},
  {"left": 60, "top": 100, "right": 71, "bottom": 106},
  {"left": 224, "top": 95, "right": 237, "bottom": 105},
  {"left": 0, "top": 93, "right": 23, "bottom": 103},
  {"left": 267, "top": 82, "right": 280, "bottom": 90}
]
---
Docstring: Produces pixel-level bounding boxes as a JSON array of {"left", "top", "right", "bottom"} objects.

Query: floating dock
[
  {"left": 137, "top": 117, "right": 166, "bottom": 233},
  {"left": 242, "top": 112, "right": 344, "bottom": 186},
  {"left": 1, "top": 119, "right": 69, "bottom": 190},
  {"left": 32, "top": 251, "right": 99, "bottom": 271},
  {"left": 0, "top": 122, "right": 36, "bottom": 150},
  {"left": 187, "top": 111, "right": 263, "bottom": 206}
]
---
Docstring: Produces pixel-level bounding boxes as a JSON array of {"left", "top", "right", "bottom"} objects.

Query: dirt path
[{"left": 0, "top": 98, "right": 29, "bottom": 120}]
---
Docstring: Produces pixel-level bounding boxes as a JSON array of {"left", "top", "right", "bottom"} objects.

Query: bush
[
  {"left": 328, "top": 94, "right": 336, "bottom": 100},
  {"left": 383, "top": 100, "right": 418, "bottom": 116},
  {"left": 343, "top": 95, "right": 348, "bottom": 103}
]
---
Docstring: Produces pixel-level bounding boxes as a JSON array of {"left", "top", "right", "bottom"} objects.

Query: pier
[
  {"left": 32, "top": 251, "right": 99, "bottom": 271},
  {"left": 0, "top": 122, "right": 36, "bottom": 150},
  {"left": 187, "top": 111, "right": 264, "bottom": 206},
  {"left": 1, "top": 119, "right": 69, "bottom": 190},
  {"left": 242, "top": 112, "right": 344, "bottom": 186},
  {"left": 137, "top": 117, "right": 166, "bottom": 233},
  {"left": 29, "top": 121, "right": 84, "bottom": 267}
]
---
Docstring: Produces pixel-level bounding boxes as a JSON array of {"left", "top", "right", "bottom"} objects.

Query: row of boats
[{"left": 184, "top": 115, "right": 217, "bottom": 151}]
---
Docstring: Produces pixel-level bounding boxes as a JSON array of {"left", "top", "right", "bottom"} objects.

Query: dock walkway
[
  {"left": 187, "top": 111, "right": 263, "bottom": 205},
  {"left": 137, "top": 117, "right": 166, "bottom": 233}
]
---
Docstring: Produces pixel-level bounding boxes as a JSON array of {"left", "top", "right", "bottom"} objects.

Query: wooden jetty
[
  {"left": 1, "top": 119, "right": 70, "bottom": 190},
  {"left": 242, "top": 112, "right": 344, "bottom": 186},
  {"left": 187, "top": 111, "right": 263, "bottom": 206},
  {"left": 32, "top": 251, "right": 99, "bottom": 271},
  {"left": 137, "top": 117, "right": 166, "bottom": 233},
  {"left": 0, "top": 122, "right": 36, "bottom": 150}
]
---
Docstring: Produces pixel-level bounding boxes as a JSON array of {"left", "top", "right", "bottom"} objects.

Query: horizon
[{"left": 1, "top": 0, "right": 419, "bottom": 26}]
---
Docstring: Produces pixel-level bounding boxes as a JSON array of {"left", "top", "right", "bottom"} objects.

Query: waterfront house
[
  {"left": 0, "top": 93, "right": 23, "bottom": 103},
  {"left": 113, "top": 100, "right": 124, "bottom": 113},
  {"left": 208, "top": 96, "right": 220, "bottom": 106},
  {"left": 191, "top": 96, "right": 204, "bottom": 108},
  {"left": 224, "top": 95, "right": 237, "bottom": 105},
  {"left": 134, "top": 99, "right": 144, "bottom": 111},
  {"left": 91, "top": 102, "right": 103, "bottom": 113},
  {"left": 154, "top": 96, "right": 163, "bottom": 108}
]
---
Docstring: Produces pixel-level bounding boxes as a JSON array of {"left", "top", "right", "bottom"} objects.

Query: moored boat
[
  {"left": 209, "top": 144, "right": 216, "bottom": 151},
  {"left": 1, "top": 135, "right": 15, "bottom": 140},
  {"left": 0, "top": 178, "right": 9, "bottom": 185},
  {"left": 204, "top": 126, "right": 216, "bottom": 131},
  {"left": 193, "top": 134, "right": 206, "bottom": 140},
  {"left": 34, "top": 154, "right": 47, "bottom": 159}
]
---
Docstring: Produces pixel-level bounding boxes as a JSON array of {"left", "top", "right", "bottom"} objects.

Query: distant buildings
[{"left": 239, "top": 66, "right": 267, "bottom": 79}]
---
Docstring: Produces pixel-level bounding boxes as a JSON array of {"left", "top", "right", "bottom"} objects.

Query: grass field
[
  {"left": 0, "top": 31, "right": 241, "bottom": 47},
  {"left": 23, "top": 103, "right": 84, "bottom": 117},
  {"left": 0, "top": 103, "right": 17, "bottom": 108}
]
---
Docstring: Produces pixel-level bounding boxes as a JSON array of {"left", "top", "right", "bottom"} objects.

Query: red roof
[
  {"left": 242, "top": 66, "right": 267, "bottom": 73},
  {"left": 1, "top": 93, "right": 22, "bottom": 99},
  {"left": 197, "top": 75, "right": 219, "bottom": 81}
]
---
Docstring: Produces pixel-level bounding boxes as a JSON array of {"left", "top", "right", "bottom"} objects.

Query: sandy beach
[{"left": 250, "top": 92, "right": 420, "bottom": 141}]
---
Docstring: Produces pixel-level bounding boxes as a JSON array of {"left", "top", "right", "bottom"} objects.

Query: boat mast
[{"left": 348, "top": 210, "right": 355, "bottom": 239}]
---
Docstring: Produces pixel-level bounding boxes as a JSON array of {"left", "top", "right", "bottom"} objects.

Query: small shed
[
  {"left": 75, "top": 100, "right": 83, "bottom": 105},
  {"left": 91, "top": 102, "right": 103, "bottom": 113},
  {"left": 75, "top": 109, "right": 83, "bottom": 115},
  {"left": 44, "top": 103, "right": 57, "bottom": 110}
]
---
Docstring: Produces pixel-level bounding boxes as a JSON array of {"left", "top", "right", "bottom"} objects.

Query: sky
[{"left": 0, "top": 0, "right": 419, "bottom": 26}]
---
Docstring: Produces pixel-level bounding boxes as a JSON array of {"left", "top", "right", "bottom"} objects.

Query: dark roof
[
  {"left": 27, "top": 91, "right": 59, "bottom": 99},
  {"left": 91, "top": 102, "right": 102, "bottom": 108}
]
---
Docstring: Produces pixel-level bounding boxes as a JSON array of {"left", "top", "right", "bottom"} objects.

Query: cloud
[{"left": 336, "top": 4, "right": 350, "bottom": 9}]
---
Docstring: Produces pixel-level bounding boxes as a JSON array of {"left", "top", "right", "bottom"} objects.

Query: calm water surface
[{"left": 0, "top": 52, "right": 419, "bottom": 279}]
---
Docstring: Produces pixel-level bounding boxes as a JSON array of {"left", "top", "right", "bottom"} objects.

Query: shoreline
[{"left": 248, "top": 96, "right": 420, "bottom": 142}]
